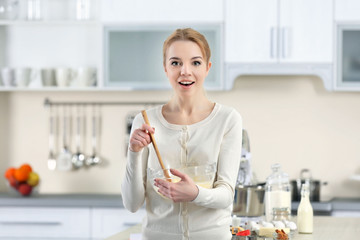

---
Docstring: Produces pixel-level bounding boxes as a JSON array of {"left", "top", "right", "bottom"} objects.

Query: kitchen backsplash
[{"left": 1, "top": 75, "right": 360, "bottom": 200}]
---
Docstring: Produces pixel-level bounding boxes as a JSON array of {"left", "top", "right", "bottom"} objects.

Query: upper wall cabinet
[
  {"left": 224, "top": 0, "right": 334, "bottom": 90},
  {"left": 100, "top": 0, "right": 223, "bottom": 23},
  {"left": 225, "top": 0, "right": 333, "bottom": 63},
  {"left": 335, "top": 0, "right": 360, "bottom": 21}
]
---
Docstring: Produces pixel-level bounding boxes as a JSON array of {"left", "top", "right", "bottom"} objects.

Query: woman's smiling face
[{"left": 164, "top": 40, "right": 211, "bottom": 94}]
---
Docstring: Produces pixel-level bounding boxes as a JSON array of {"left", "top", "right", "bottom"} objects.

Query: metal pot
[
  {"left": 290, "top": 169, "right": 328, "bottom": 202},
  {"left": 233, "top": 183, "right": 265, "bottom": 217}
]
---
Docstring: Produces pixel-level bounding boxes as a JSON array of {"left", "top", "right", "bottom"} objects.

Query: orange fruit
[
  {"left": 14, "top": 168, "right": 30, "bottom": 182},
  {"left": 19, "top": 164, "right": 32, "bottom": 174},
  {"left": 4, "top": 167, "right": 16, "bottom": 180}
]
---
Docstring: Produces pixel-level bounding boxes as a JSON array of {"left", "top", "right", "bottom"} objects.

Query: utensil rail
[{"left": 44, "top": 98, "right": 165, "bottom": 107}]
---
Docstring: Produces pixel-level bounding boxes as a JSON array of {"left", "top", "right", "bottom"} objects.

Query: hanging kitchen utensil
[
  {"left": 86, "top": 104, "right": 101, "bottom": 166},
  {"left": 57, "top": 106, "right": 72, "bottom": 171},
  {"left": 72, "top": 105, "right": 86, "bottom": 169},
  {"left": 47, "top": 105, "right": 56, "bottom": 170},
  {"left": 141, "top": 110, "right": 171, "bottom": 180}
]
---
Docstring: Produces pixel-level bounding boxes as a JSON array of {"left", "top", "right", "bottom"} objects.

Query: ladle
[
  {"left": 72, "top": 106, "right": 86, "bottom": 169},
  {"left": 141, "top": 110, "right": 171, "bottom": 180},
  {"left": 47, "top": 105, "right": 56, "bottom": 170},
  {"left": 86, "top": 105, "right": 101, "bottom": 166},
  {"left": 57, "top": 106, "right": 72, "bottom": 171}
]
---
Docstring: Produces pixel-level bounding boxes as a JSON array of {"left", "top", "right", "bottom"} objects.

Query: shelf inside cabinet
[{"left": 0, "top": 20, "right": 100, "bottom": 26}]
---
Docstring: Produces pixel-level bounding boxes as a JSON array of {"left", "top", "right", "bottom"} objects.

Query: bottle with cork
[{"left": 297, "top": 182, "right": 313, "bottom": 234}]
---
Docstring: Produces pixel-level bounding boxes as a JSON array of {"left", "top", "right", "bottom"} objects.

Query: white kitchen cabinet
[
  {"left": 334, "top": 24, "right": 360, "bottom": 91},
  {"left": 335, "top": 0, "right": 360, "bottom": 21},
  {"left": 0, "top": 20, "right": 102, "bottom": 91},
  {"left": 225, "top": 0, "right": 278, "bottom": 63},
  {"left": 91, "top": 207, "right": 146, "bottom": 239},
  {"left": 0, "top": 0, "right": 225, "bottom": 91},
  {"left": 100, "top": 0, "right": 223, "bottom": 24},
  {"left": 0, "top": 207, "right": 91, "bottom": 239},
  {"left": 225, "top": 0, "right": 333, "bottom": 63},
  {"left": 224, "top": 0, "right": 334, "bottom": 91},
  {"left": 103, "top": 25, "right": 223, "bottom": 90}
]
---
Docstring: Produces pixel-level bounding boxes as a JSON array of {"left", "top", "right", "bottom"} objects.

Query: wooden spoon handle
[{"left": 141, "top": 110, "right": 171, "bottom": 179}]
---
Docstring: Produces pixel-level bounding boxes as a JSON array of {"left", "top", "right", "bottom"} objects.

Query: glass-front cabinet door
[
  {"left": 103, "top": 25, "right": 223, "bottom": 90},
  {"left": 336, "top": 24, "right": 360, "bottom": 90}
]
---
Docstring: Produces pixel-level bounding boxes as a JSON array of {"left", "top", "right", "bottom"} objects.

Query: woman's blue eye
[
  {"left": 193, "top": 61, "right": 201, "bottom": 66},
  {"left": 171, "top": 61, "right": 180, "bottom": 66}
]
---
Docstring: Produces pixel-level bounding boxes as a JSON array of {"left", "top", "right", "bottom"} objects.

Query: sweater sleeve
[
  {"left": 192, "top": 109, "right": 242, "bottom": 209},
  {"left": 121, "top": 114, "right": 148, "bottom": 212}
]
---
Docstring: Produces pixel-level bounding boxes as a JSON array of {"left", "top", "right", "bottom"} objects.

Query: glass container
[{"left": 265, "top": 163, "right": 291, "bottom": 221}]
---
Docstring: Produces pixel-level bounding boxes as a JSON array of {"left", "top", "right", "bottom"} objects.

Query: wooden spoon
[{"left": 141, "top": 110, "right": 171, "bottom": 180}]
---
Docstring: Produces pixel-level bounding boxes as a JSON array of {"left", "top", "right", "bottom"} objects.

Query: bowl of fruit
[{"left": 4, "top": 163, "right": 40, "bottom": 196}]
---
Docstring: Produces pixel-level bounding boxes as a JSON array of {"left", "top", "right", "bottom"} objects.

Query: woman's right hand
[{"left": 129, "top": 124, "right": 155, "bottom": 152}]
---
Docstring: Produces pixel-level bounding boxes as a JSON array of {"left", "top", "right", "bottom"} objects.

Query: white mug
[
  {"left": 15, "top": 68, "right": 31, "bottom": 87},
  {"left": 1, "top": 68, "right": 15, "bottom": 87},
  {"left": 55, "top": 68, "right": 72, "bottom": 87},
  {"left": 73, "top": 67, "right": 97, "bottom": 87},
  {"left": 28, "top": 69, "right": 43, "bottom": 88},
  {"left": 41, "top": 68, "right": 56, "bottom": 86}
]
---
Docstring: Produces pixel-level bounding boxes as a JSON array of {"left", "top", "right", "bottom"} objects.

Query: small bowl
[
  {"left": 147, "top": 162, "right": 217, "bottom": 199},
  {"left": 147, "top": 168, "right": 180, "bottom": 199},
  {"left": 178, "top": 162, "right": 216, "bottom": 188}
]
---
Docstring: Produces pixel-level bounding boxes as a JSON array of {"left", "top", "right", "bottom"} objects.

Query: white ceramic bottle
[{"left": 297, "top": 183, "right": 313, "bottom": 234}]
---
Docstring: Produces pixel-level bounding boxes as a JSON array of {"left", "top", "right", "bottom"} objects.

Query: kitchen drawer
[
  {"left": 0, "top": 207, "right": 91, "bottom": 239},
  {"left": 91, "top": 207, "right": 145, "bottom": 239}
]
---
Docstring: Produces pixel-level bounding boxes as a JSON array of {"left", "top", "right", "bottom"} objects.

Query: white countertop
[
  {"left": 106, "top": 216, "right": 360, "bottom": 240},
  {"left": 0, "top": 192, "right": 123, "bottom": 207}
]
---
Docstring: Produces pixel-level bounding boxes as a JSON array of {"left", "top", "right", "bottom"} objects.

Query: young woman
[{"left": 121, "top": 28, "right": 242, "bottom": 240}]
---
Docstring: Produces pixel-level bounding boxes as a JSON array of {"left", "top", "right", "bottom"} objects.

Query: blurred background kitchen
[{"left": 1, "top": 0, "right": 360, "bottom": 238}]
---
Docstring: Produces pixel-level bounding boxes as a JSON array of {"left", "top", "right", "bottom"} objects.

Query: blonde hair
[{"left": 163, "top": 28, "right": 211, "bottom": 66}]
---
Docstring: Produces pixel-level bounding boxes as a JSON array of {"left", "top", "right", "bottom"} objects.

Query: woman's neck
[
  {"left": 168, "top": 94, "right": 212, "bottom": 115},
  {"left": 162, "top": 93, "right": 215, "bottom": 125}
]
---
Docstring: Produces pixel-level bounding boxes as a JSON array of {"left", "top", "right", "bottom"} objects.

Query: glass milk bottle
[
  {"left": 265, "top": 163, "right": 291, "bottom": 221},
  {"left": 297, "top": 183, "right": 313, "bottom": 233}
]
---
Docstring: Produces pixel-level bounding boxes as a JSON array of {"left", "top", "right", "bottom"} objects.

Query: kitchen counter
[
  {"left": 1, "top": 192, "right": 359, "bottom": 213},
  {"left": 292, "top": 198, "right": 360, "bottom": 216},
  {"left": 0, "top": 192, "right": 123, "bottom": 208},
  {"left": 106, "top": 216, "right": 360, "bottom": 240}
]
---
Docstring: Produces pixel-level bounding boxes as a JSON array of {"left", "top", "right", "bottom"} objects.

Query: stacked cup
[{"left": 0, "top": 66, "right": 97, "bottom": 88}]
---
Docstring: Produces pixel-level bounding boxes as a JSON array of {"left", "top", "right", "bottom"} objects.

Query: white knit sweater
[{"left": 121, "top": 103, "right": 242, "bottom": 240}]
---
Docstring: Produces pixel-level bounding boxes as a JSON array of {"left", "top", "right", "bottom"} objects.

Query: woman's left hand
[{"left": 154, "top": 169, "right": 199, "bottom": 202}]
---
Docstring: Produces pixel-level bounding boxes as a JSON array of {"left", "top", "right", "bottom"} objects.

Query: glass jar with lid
[{"left": 265, "top": 163, "right": 291, "bottom": 221}]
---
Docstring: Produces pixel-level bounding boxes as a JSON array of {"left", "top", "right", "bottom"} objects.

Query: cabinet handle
[
  {"left": 281, "top": 27, "right": 290, "bottom": 59},
  {"left": 0, "top": 221, "right": 62, "bottom": 226},
  {"left": 270, "top": 27, "right": 278, "bottom": 59},
  {"left": 123, "top": 222, "right": 139, "bottom": 227}
]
